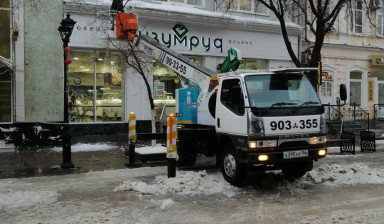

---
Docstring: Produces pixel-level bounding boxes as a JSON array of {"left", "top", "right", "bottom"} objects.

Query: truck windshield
[{"left": 244, "top": 74, "right": 321, "bottom": 109}]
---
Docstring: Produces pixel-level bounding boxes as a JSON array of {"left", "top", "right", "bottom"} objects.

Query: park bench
[
  {"left": 326, "top": 131, "right": 356, "bottom": 155},
  {"left": 360, "top": 131, "right": 384, "bottom": 152}
]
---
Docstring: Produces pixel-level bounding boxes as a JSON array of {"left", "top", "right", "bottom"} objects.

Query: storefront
[
  {"left": 65, "top": 2, "right": 300, "bottom": 127},
  {"left": 0, "top": 0, "right": 12, "bottom": 123}
]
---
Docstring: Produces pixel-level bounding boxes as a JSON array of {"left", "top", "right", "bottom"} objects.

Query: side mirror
[{"left": 339, "top": 84, "right": 347, "bottom": 105}]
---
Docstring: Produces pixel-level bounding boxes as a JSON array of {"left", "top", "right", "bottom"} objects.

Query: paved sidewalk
[{"left": 0, "top": 142, "right": 128, "bottom": 179}]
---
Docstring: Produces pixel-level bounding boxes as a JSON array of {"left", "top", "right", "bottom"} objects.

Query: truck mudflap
[{"left": 237, "top": 148, "right": 326, "bottom": 167}]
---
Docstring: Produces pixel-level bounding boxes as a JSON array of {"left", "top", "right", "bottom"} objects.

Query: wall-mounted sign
[
  {"left": 73, "top": 77, "right": 82, "bottom": 86},
  {"left": 369, "top": 80, "right": 374, "bottom": 101},
  {"left": 322, "top": 71, "right": 333, "bottom": 80},
  {"left": 154, "top": 82, "right": 165, "bottom": 97}
]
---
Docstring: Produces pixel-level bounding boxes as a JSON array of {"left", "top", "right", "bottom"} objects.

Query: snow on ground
[
  {"left": 50, "top": 143, "right": 117, "bottom": 152},
  {"left": 0, "top": 190, "right": 59, "bottom": 210},
  {"left": 304, "top": 163, "right": 384, "bottom": 186},
  {"left": 114, "top": 170, "right": 238, "bottom": 197},
  {"left": 134, "top": 144, "right": 166, "bottom": 155}
]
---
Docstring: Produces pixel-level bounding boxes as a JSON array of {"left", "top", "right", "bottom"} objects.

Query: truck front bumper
[{"left": 237, "top": 147, "right": 326, "bottom": 167}]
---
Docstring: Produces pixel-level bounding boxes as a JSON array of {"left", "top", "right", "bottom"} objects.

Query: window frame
[
  {"left": 227, "top": 0, "right": 269, "bottom": 15},
  {"left": 153, "top": 0, "right": 205, "bottom": 7},
  {"left": 377, "top": 8, "right": 384, "bottom": 36},
  {"left": 350, "top": 0, "right": 364, "bottom": 34}
]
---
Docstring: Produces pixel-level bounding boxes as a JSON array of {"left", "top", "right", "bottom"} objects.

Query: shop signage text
[{"left": 139, "top": 23, "right": 223, "bottom": 53}]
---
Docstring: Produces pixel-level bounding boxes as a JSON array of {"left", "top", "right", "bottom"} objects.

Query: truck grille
[{"left": 278, "top": 141, "right": 308, "bottom": 150}]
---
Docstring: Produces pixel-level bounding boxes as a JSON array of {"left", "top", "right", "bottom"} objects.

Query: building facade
[
  {"left": 1, "top": 0, "right": 301, "bottom": 137},
  {"left": 303, "top": 0, "right": 384, "bottom": 125}
]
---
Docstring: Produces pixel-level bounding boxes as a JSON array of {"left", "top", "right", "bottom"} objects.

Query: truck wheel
[
  {"left": 221, "top": 146, "right": 246, "bottom": 186},
  {"left": 282, "top": 160, "right": 313, "bottom": 180}
]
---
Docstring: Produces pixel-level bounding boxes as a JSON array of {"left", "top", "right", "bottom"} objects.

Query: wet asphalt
[{"left": 0, "top": 142, "right": 136, "bottom": 179}]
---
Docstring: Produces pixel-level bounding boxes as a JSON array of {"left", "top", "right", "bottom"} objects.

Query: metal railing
[
  {"left": 324, "top": 103, "right": 343, "bottom": 122},
  {"left": 323, "top": 103, "right": 369, "bottom": 130}
]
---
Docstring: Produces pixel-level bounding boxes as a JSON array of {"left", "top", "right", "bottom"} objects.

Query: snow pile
[
  {"left": 50, "top": 143, "right": 116, "bottom": 152},
  {"left": 135, "top": 145, "right": 166, "bottom": 155},
  {"left": 0, "top": 190, "right": 60, "bottom": 210},
  {"left": 114, "top": 170, "right": 238, "bottom": 197},
  {"left": 304, "top": 163, "right": 384, "bottom": 186}
]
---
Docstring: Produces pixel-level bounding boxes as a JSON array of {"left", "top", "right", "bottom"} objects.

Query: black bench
[
  {"left": 326, "top": 132, "right": 356, "bottom": 155},
  {"left": 360, "top": 131, "right": 384, "bottom": 152}
]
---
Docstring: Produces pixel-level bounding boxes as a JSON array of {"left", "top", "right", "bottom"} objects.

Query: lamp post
[{"left": 58, "top": 13, "right": 76, "bottom": 169}]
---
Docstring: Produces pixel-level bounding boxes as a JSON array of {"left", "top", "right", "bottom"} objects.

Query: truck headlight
[
  {"left": 248, "top": 140, "right": 277, "bottom": 150},
  {"left": 247, "top": 110, "right": 264, "bottom": 135},
  {"left": 310, "top": 136, "right": 326, "bottom": 144}
]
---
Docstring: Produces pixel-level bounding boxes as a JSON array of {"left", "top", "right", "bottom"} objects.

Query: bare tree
[
  {"left": 104, "top": 6, "right": 159, "bottom": 137},
  {"left": 253, "top": 0, "right": 351, "bottom": 87}
]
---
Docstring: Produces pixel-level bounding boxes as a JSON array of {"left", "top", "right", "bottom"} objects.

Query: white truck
[{"left": 137, "top": 33, "right": 347, "bottom": 186}]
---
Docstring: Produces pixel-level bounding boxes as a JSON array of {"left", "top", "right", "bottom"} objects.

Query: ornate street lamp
[{"left": 58, "top": 13, "right": 76, "bottom": 169}]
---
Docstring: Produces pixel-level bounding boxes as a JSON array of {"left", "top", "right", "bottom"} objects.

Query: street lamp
[{"left": 58, "top": 13, "right": 76, "bottom": 169}]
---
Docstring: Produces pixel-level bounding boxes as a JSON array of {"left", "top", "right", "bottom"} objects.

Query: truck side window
[{"left": 220, "top": 79, "right": 245, "bottom": 116}]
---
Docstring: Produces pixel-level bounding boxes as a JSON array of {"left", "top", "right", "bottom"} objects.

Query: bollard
[
  {"left": 128, "top": 142, "right": 136, "bottom": 166},
  {"left": 167, "top": 113, "right": 177, "bottom": 178},
  {"left": 128, "top": 111, "right": 137, "bottom": 143},
  {"left": 126, "top": 111, "right": 138, "bottom": 167}
]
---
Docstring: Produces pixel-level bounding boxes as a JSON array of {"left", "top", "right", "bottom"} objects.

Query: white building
[{"left": 1, "top": 0, "right": 301, "bottom": 136}]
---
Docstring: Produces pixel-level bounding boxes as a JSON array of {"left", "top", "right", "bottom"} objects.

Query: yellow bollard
[
  {"left": 167, "top": 112, "right": 177, "bottom": 177},
  {"left": 128, "top": 111, "right": 137, "bottom": 143},
  {"left": 166, "top": 112, "right": 178, "bottom": 159}
]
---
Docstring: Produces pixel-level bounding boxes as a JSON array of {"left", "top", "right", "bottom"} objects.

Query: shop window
[
  {"left": 68, "top": 50, "right": 125, "bottom": 123},
  {"left": 226, "top": 0, "right": 268, "bottom": 15},
  {"left": 0, "top": 68, "right": 11, "bottom": 122},
  {"left": 153, "top": 55, "right": 201, "bottom": 121},
  {"left": 0, "top": 0, "right": 10, "bottom": 59},
  {"left": 239, "top": 58, "right": 267, "bottom": 70}
]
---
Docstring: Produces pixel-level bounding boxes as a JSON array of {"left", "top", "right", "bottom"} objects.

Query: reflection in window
[
  {"left": 0, "top": 0, "right": 10, "bottom": 59},
  {"left": 68, "top": 50, "right": 125, "bottom": 123},
  {"left": 239, "top": 58, "right": 267, "bottom": 70}
]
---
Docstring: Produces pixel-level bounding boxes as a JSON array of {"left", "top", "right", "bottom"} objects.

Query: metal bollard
[
  {"left": 126, "top": 111, "right": 138, "bottom": 168},
  {"left": 168, "top": 158, "right": 176, "bottom": 178},
  {"left": 167, "top": 113, "right": 177, "bottom": 178},
  {"left": 128, "top": 142, "right": 135, "bottom": 166}
]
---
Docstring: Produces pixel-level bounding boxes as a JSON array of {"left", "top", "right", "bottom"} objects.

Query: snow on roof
[{"left": 64, "top": 0, "right": 300, "bottom": 29}]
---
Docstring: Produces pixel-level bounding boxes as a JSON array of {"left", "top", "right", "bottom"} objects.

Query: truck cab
[{"left": 215, "top": 69, "right": 329, "bottom": 185}]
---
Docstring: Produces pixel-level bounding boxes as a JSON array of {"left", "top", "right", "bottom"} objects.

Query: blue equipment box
[{"left": 176, "top": 87, "right": 198, "bottom": 124}]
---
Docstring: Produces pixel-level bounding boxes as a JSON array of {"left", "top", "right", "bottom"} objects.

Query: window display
[
  {"left": 0, "top": 69, "right": 11, "bottom": 122},
  {"left": 68, "top": 50, "right": 124, "bottom": 122}
]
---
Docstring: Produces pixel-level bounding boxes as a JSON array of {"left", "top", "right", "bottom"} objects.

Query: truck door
[{"left": 216, "top": 78, "right": 247, "bottom": 135}]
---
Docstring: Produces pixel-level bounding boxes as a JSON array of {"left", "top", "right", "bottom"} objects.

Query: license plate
[{"left": 283, "top": 150, "right": 308, "bottom": 159}]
